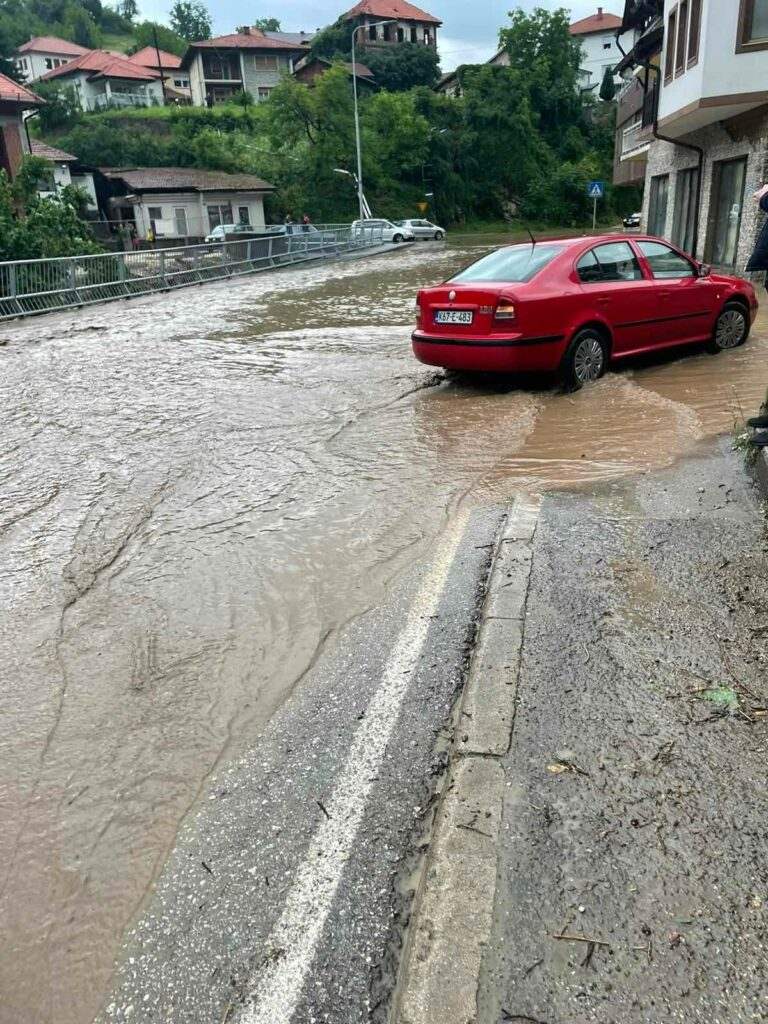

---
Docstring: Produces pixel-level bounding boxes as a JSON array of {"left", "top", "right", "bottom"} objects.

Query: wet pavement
[
  {"left": 2, "top": 237, "right": 768, "bottom": 1024},
  {"left": 481, "top": 442, "right": 768, "bottom": 1024}
]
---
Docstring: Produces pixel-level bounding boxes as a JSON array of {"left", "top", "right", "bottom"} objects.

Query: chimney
[{"left": 598, "top": 6, "right": 603, "bottom": 15}]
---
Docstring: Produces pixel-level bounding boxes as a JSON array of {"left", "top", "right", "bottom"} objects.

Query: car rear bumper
[{"left": 411, "top": 331, "right": 567, "bottom": 372}]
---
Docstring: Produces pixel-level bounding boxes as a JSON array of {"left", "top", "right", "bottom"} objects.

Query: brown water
[{"left": 1, "top": 237, "right": 767, "bottom": 1024}]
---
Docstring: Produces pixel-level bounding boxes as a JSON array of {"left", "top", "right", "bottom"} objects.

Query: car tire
[
  {"left": 561, "top": 329, "right": 608, "bottom": 390},
  {"left": 434, "top": 231, "right": 444, "bottom": 240},
  {"left": 706, "top": 302, "right": 750, "bottom": 354},
  {"left": 393, "top": 233, "right": 404, "bottom": 244}
]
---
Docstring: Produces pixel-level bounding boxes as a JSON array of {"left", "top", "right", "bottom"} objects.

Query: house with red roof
[
  {"left": 182, "top": 28, "right": 309, "bottom": 107},
  {"left": 128, "top": 47, "right": 191, "bottom": 102},
  {"left": 569, "top": 7, "right": 633, "bottom": 90},
  {"left": 13, "top": 36, "right": 91, "bottom": 83},
  {"left": 39, "top": 50, "right": 164, "bottom": 112},
  {"left": 342, "top": 0, "right": 441, "bottom": 49},
  {"left": 0, "top": 72, "right": 43, "bottom": 180}
]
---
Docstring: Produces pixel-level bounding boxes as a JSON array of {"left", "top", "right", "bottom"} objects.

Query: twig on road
[
  {"left": 316, "top": 800, "right": 330, "bottom": 820},
  {"left": 551, "top": 932, "right": 610, "bottom": 947}
]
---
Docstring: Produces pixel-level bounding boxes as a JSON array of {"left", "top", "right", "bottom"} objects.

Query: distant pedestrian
[
  {"left": 746, "top": 184, "right": 768, "bottom": 293},
  {"left": 130, "top": 224, "right": 140, "bottom": 250},
  {"left": 284, "top": 212, "right": 294, "bottom": 235},
  {"left": 146, "top": 225, "right": 155, "bottom": 247},
  {"left": 302, "top": 213, "right": 311, "bottom": 233}
]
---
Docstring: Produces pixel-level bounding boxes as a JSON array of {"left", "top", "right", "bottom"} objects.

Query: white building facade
[
  {"left": 632, "top": 0, "right": 768, "bottom": 272},
  {"left": 14, "top": 36, "right": 91, "bottom": 82},
  {"left": 570, "top": 8, "right": 633, "bottom": 89},
  {"left": 100, "top": 168, "right": 274, "bottom": 241}
]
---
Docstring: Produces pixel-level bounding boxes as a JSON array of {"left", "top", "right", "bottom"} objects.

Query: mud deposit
[{"left": 1, "top": 238, "right": 767, "bottom": 1023}]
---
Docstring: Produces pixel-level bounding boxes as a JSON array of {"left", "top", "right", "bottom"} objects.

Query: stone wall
[{"left": 641, "top": 106, "right": 768, "bottom": 279}]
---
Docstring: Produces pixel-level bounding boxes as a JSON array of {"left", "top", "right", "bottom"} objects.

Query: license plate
[{"left": 435, "top": 310, "right": 473, "bottom": 325}]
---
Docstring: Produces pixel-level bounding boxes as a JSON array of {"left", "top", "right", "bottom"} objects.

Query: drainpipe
[{"left": 647, "top": 62, "right": 705, "bottom": 258}]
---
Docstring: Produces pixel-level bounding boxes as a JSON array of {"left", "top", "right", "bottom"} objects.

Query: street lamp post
[{"left": 351, "top": 19, "right": 394, "bottom": 219}]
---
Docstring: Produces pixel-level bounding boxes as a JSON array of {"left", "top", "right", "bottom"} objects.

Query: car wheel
[
  {"left": 706, "top": 302, "right": 750, "bottom": 354},
  {"left": 393, "top": 233, "right": 404, "bottom": 244},
  {"left": 561, "top": 329, "right": 608, "bottom": 390},
  {"left": 434, "top": 231, "right": 444, "bottom": 240}
]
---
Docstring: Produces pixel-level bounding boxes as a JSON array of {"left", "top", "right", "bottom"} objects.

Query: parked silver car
[
  {"left": 351, "top": 219, "right": 415, "bottom": 243},
  {"left": 394, "top": 218, "right": 446, "bottom": 240}
]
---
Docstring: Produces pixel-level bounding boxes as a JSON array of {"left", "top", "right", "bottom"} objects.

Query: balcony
[
  {"left": 91, "top": 92, "right": 153, "bottom": 111},
  {"left": 621, "top": 120, "right": 652, "bottom": 160}
]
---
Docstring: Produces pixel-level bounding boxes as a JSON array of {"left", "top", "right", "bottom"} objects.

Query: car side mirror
[{"left": 697, "top": 263, "right": 712, "bottom": 277}]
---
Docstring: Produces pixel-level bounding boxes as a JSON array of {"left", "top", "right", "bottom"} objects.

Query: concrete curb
[
  {"left": 754, "top": 448, "right": 768, "bottom": 500},
  {"left": 393, "top": 494, "right": 541, "bottom": 1024}
]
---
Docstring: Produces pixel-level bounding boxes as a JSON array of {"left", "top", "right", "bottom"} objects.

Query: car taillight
[{"left": 494, "top": 302, "right": 516, "bottom": 321}]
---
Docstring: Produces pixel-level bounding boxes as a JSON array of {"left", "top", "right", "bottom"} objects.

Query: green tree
[
  {"left": 120, "top": 0, "right": 138, "bottom": 19},
  {"left": 254, "top": 17, "right": 280, "bottom": 31},
  {"left": 362, "top": 42, "right": 440, "bottom": 91},
  {"left": 0, "top": 158, "right": 101, "bottom": 261},
  {"left": 132, "top": 21, "right": 189, "bottom": 57},
  {"left": 309, "top": 19, "right": 351, "bottom": 60},
  {"left": 61, "top": 4, "right": 102, "bottom": 47},
  {"left": 34, "top": 79, "right": 82, "bottom": 131},
  {"left": 170, "top": 0, "right": 212, "bottom": 42},
  {"left": 599, "top": 65, "right": 616, "bottom": 101}
]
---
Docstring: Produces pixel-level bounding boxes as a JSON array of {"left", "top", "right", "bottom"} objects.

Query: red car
[{"left": 412, "top": 234, "right": 758, "bottom": 388}]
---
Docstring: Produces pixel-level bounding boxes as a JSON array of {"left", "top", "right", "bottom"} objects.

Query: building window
[
  {"left": 174, "top": 208, "right": 188, "bottom": 236},
  {"left": 207, "top": 204, "right": 233, "bottom": 230},
  {"left": 368, "top": 24, "right": 377, "bottom": 41},
  {"left": 675, "top": 0, "right": 689, "bottom": 74},
  {"left": 603, "top": 40, "right": 612, "bottom": 49},
  {"left": 706, "top": 157, "right": 748, "bottom": 269},
  {"left": 410, "top": 26, "right": 417, "bottom": 42},
  {"left": 671, "top": 167, "right": 700, "bottom": 254},
  {"left": 648, "top": 174, "right": 670, "bottom": 237},
  {"left": 424, "top": 30, "right": 431, "bottom": 44},
  {"left": 253, "top": 54, "right": 279, "bottom": 69},
  {"left": 738, "top": 0, "right": 768, "bottom": 50},
  {"left": 238, "top": 206, "right": 250, "bottom": 224},
  {"left": 397, "top": 27, "right": 405, "bottom": 42},
  {"left": 45, "top": 57, "right": 53, "bottom": 69},
  {"left": 147, "top": 206, "right": 162, "bottom": 224},
  {"left": 688, "top": 0, "right": 702, "bottom": 65},
  {"left": 257, "top": 86, "right": 272, "bottom": 102},
  {"left": 382, "top": 23, "right": 391, "bottom": 41},
  {"left": 665, "top": 8, "right": 677, "bottom": 81}
]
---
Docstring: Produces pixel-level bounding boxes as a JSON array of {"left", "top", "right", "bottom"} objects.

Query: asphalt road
[
  {"left": 480, "top": 441, "right": 768, "bottom": 1024},
  {"left": 96, "top": 504, "right": 503, "bottom": 1024}
]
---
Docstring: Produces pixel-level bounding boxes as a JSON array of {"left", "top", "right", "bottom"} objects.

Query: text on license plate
[{"left": 435, "top": 310, "right": 473, "bottom": 325}]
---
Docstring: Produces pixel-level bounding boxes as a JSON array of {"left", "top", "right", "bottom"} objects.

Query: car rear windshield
[{"left": 450, "top": 244, "right": 565, "bottom": 284}]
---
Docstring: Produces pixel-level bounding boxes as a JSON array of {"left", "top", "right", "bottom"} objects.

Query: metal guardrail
[{"left": 0, "top": 225, "right": 386, "bottom": 322}]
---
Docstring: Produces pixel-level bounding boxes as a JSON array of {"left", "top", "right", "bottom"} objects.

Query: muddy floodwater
[{"left": 1, "top": 237, "right": 768, "bottom": 1024}]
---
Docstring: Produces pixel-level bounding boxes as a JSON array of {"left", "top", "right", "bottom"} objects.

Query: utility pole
[
  {"left": 152, "top": 24, "right": 168, "bottom": 105},
  {"left": 351, "top": 19, "right": 394, "bottom": 220}
]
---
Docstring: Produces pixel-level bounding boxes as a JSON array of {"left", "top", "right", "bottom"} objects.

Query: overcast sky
[{"left": 136, "top": 1, "right": 621, "bottom": 70}]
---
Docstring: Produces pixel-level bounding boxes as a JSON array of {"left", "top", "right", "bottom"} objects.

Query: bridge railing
[{"left": 0, "top": 224, "right": 386, "bottom": 322}]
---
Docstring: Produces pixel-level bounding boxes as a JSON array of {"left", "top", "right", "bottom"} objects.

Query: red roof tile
[
  {"left": 0, "top": 71, "right": 44, "bottom": 106},
  {"left": 128, "top": 46, "right": 183, "bottom": 69},
  {"left": 343, "top": 0, "right": 441, "bottom": 24},
  {"left": 40, "top": 50, "right": 160, "bottom": 82},
  {"left": 16, "top": 35, "right": 91, "bottom": 56},
  {"left": 187, "top": 29, "right": 308, "bottom": 51},
  {"left": 569, "top": 9, "right": 623, "bottom": 35}
]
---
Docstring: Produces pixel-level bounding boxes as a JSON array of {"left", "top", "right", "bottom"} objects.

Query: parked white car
[
  {"left": 351, "top": 219, "right": 415, "bottom": 244},
  {"left": 205, "top": 223, "right": 254, "bottom": 242},
  {"left": 394, "top": 218, "right": 446, "bottom": 240}
]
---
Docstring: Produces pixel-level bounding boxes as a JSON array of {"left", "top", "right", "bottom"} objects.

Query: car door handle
[{"left": 597, "top": 297, "right": 611, "bottom": 306}]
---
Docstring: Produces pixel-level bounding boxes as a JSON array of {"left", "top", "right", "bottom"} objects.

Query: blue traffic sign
[{"left": 587, "top": 180, "right": 605, "bottom": 199}]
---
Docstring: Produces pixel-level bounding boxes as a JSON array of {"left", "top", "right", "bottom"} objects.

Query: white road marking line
[{"left": 238, "top": 512, "right": 469, "bottom": 1024}]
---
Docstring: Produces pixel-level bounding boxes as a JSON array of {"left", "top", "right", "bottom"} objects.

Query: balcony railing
[
  {"left": 621, "top": 120, "right": 652, "bottom": 159},
  {"left": 90, "top": 93, "right": 153, "bottom": 111}
]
